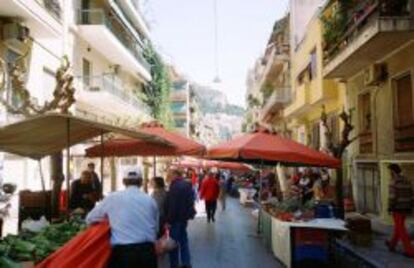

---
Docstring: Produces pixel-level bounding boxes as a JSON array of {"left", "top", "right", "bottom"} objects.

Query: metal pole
[
  {"left": 100, "top": 132, "right": 104, "bottom": 196},
  {"left": 66, "top": 118, "right": 71, "bottom": 210},
  {"left": 38, "top": 160, "right": 46, "bottom": 192},
  {"left": 257, "top": 159, "right": 264, "bottom": 234},
  {"left": 153, "top": 156, "right": 156, "bottom": 177}
]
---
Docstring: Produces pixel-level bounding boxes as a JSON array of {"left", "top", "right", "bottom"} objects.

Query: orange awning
[
  {"left": 206, "top": 128, "right": 341, "bottom": 168},
  {"left": 86, "top": 121, "right": 205, "bottom": 157}
]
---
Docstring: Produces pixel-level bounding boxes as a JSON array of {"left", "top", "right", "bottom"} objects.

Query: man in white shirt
[{"left": 86, "top": 170, "right": 159, "bottom": 268}]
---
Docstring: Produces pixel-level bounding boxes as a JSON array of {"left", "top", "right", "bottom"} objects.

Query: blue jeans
[{"left": 169, "top": 222, "right": 191, "bottom": 268}]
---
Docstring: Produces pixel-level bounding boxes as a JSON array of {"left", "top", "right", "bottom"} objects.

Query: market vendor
[{"left": 69, "top": 170, "right": 100, "bottom": 213}]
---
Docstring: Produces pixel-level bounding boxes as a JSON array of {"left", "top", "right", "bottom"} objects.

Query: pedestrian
[
  {"left": 70, "top": 170, "right": 100, "bottom": 214},
  {"left": 218, "top": 173, "right": 227, "bottom": 211},
  {"left": 165, "top": 169, "right": 196, "bottom": 268},
  {"left": 151, "top": 176, "right": 167, "bottom": 238},
  {"left": 86, "top": 170, "right": 159, "bottom": 268},
  {"left": 200, "top": 172, "right": 220, "bottom": 222},
  {"left": 298, "top": 168, "right": 313, "bottom": 204},
  {"left": 385, "top": 164, "right": 414, "bottom": 257},
  {"left": 87, "top": 162, "right": 103, "bottom": 197}
]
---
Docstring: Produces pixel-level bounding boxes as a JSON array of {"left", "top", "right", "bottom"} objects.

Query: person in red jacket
[{"left": 200, "top": 171, "right": 220, "bottom": 223}]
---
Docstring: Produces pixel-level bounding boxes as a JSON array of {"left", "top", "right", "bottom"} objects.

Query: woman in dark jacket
[{"left": 151, "top": 176, "right": 167, "bottom": 237}]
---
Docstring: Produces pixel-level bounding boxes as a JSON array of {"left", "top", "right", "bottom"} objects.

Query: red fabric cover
[
  {"left": 172, "top": 159, "right": 251, "bottom": 171},
  {"left": 85, "top": 121, "right": 205, "bottom": 157},
  {"left": 36, "top": 222, "right": 111, "bottom": 268},
  {"left": 206, "top": 128, "right": 341, "bottom": 168},
  {"left": 200, "top": 177, "right": 220, "bottom": 201}
]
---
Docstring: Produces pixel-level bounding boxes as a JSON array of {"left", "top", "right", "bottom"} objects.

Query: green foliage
[{"left": 142, "top": 44, "right": 173, "bottom": 128}]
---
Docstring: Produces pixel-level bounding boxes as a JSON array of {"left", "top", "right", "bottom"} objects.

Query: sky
[{"left": 143, "top": 0, "right": 289, "bottom": 107}]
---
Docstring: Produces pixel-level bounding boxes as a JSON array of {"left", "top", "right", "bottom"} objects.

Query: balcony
[
  {"left": 284, "top": 83, "right": 310, "bottom": 118},
  {"left": 258, "top": 45, "right": 290, "bottom": 92},
  {"left": 76, "top": 75, "right": 150, "bottom": 116},
  {"left": 76, "top": 9, "right": 151, "bottom": 81},
  {"left": 0, "top": 0, "right": 63, "bottom": 37},
  {"left": 323, "top": 0, "right": 414, "bottom": 79},
  {"left": 115, "top": 0, "right": 150, "bottom": 38},
  {"left": 260, "top": 87, "right": 291, "bottom": 122}
]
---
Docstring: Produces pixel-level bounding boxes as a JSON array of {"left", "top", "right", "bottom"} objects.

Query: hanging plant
[{"left": 141, "top": 44, "right": 173, "bottom": 128}]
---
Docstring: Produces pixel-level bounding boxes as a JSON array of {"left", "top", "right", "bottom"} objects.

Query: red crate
[{"left": 293, "top": 228, "right": 329, "bottom": 246}]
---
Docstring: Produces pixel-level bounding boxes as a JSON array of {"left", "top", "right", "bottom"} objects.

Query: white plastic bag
[
  {"left": 155, "top": 227, "right": 177, "bottom": 255},
  {"left": 21, "top": 216, "right": 49, "bottom": 232}
]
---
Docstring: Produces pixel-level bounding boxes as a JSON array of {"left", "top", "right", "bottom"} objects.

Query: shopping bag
[
  {"left": 36, "top": 221, "right": 111, "bottom": 268},
  {"left": 155, "top": 227, "right": 177, "bottom": 255}
]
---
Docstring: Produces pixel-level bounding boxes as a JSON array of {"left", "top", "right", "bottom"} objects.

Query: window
[
  {"left": 175, "top": 119, "right": 186, "bottom": 128},
  {"left": 171, "top": 102, "right": 186, "bottom": 113},
  {"left": 82, "top": 58, "right": 92, "bottom": 86},
  {"left": 359, "top": 92, "right": 373, "bottom": 154},
  {"left": 328, "top": 114, "right": 340, "bottom": 145},
  {"left": 311, "top": 121, "right": 320, "bottom": 150},
  {"left": 5, "top": 49, "right": 21, "bottom": 107},
  {"left": 355, "top": 164, "right": 380, "bottom": 214},
  {"left": 393, "top": 74, "right": 414, "bottom": 152},
  {"left": 310, "top": 49, "right": 317, "bottom": 80},
  {"left": 41, "top": 68, "right": 56, "bottom": 104}
]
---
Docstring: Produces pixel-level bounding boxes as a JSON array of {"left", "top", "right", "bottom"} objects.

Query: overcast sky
[{"left": 145, "top": 0, "right": 289, "bottom": 107}]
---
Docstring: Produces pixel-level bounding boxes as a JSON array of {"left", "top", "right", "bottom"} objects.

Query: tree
[
  {"left": 0, "top": 49, "right": 76, "bottom": 217},
  {"left": 321, "top": 106, "right": 357, "bottom": 216}
]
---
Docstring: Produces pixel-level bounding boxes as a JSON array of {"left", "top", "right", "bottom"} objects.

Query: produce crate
[
  {"left": 348, "top": 231, "right": 372, "bottom": 247},
  {"left": 293, "top": 228, "right": 329, "bottom": 246},
  {"left": 18, "top": 190, "right": 52, "bottom": 230}
]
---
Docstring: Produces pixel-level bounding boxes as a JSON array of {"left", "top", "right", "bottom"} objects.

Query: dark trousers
[
  {"left": 169, "top": 222, "right": 191, "bottom": 268},
  {"left": 205, "top": 200, "right": 217, "bottom": 221},
  {"left": 108, "top": 242, "right": 157, "bottom": 268}
]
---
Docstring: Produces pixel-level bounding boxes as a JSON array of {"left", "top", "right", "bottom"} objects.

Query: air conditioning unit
[
  {"left": 89, "top": 86, "right": 101, "bottom": 92},
  {"left": 2, "top": 22, "right": 30, "bottom": 55},
  {"left": 364, "top": 63, "right": 387, "bottom": 87}
]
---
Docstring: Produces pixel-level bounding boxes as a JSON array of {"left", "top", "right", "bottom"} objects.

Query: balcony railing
[
  {"left": 37, "top": 0, "right": 61, "bottom": 20},
  {"left": 323, "top": 0, "right": 413, "bottom": 62},
  {"left": 77, "top": 8, "right": 151, "bottom": 72},
  {"left": 80, "top": 75, "right": 149, "bottom": 113}
]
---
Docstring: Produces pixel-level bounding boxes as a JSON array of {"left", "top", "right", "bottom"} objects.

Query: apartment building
[
  {"left": 0, "top": 0, "right": 153, "bottom": 191},
  {"left": 321, "top": 0, "right": 414, "bottom": 222},
  {"left": 284, "top": 8, "right": 345, "bottom": 151},
  {"left": 258, "top": 15, "right": 291, "bottom": 133}
]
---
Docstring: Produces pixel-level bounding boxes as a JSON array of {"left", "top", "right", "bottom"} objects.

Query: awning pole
[
  {"left": 100, "top": 132, "right": 104, "bottom": 196},
  {"left": 38, "top": 160, "right": 46, "bottom": 192},
  {"left": 66, "top": 118, "right": 71, "bottom": 210},
  {"left": 153, "top": 156, "right": 156, "bottom": 177},
  {"left": 257, "top": 159, "right": 264, "bottom": 234}
]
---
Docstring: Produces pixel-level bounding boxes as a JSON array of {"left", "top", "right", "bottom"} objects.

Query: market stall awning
[
  {"left": 172, "top": 158, "right": 252, "bottom": 171},
  {"left": 206, "top": 128, "right": 341, "bottom": 168},
  {"left": 85, "top": 121, "right": 206, "bottom": 157},
  {"left": 0, "top": 114, "right": 171, "bottom": 160}
]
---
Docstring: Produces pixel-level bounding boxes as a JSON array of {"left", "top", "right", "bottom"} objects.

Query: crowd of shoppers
[{"left": 66, "top": 163, "right": 237, "bottom": 268}]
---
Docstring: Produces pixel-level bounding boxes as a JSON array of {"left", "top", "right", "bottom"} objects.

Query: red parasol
[
  {"left": 172, "top": 158, "right": 251, "bottom": 171},
  {"left": 85, "top": 121, "right": 206, "bottom": 157},
  {"left": 206, "top": 127, "right": 341, "bottom": 168}
]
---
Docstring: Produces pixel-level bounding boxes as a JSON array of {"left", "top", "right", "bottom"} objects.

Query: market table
[
  {"left": 271, "top": 217, "right": 347, "bottom": 268},
  {"left": 259, "top": 209, "right": 273, "bottom": 250}
]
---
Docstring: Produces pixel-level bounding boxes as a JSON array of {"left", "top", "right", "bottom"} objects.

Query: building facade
[
  {"left": 0, "top": 0, "right": 153, "bottom": 192},
  {"left": 284, "top": 11, "right": 345, "bottom": 151},
  {"left": 321, "top": 0, "right": 414, "bottom": 222}
]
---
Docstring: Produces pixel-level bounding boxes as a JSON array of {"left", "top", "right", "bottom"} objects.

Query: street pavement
[{"left": 161, "top": 197, "right": 282, "bottom": 268}]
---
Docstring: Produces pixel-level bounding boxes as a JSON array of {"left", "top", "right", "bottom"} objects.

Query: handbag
[{"left": 155, "top": 226, "right": 177, "bottom": 255}]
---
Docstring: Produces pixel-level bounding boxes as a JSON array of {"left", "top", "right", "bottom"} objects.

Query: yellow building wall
[
  {"left": 285, "top": 16, "right": 344, "bottom": 145},
  {"left": 346, "top": 42, "right": 414, "bottom": 223}
]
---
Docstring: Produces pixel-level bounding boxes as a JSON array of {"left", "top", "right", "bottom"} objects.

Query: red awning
[
  {"left": 85, "top": 121, "right": 205, "bottom": 157},
  {"left": 206, "top": 128, "right": 341, "bottom": 168},
  {"left": 172, "top": 159, "right": 251, "bottom": 171}
]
